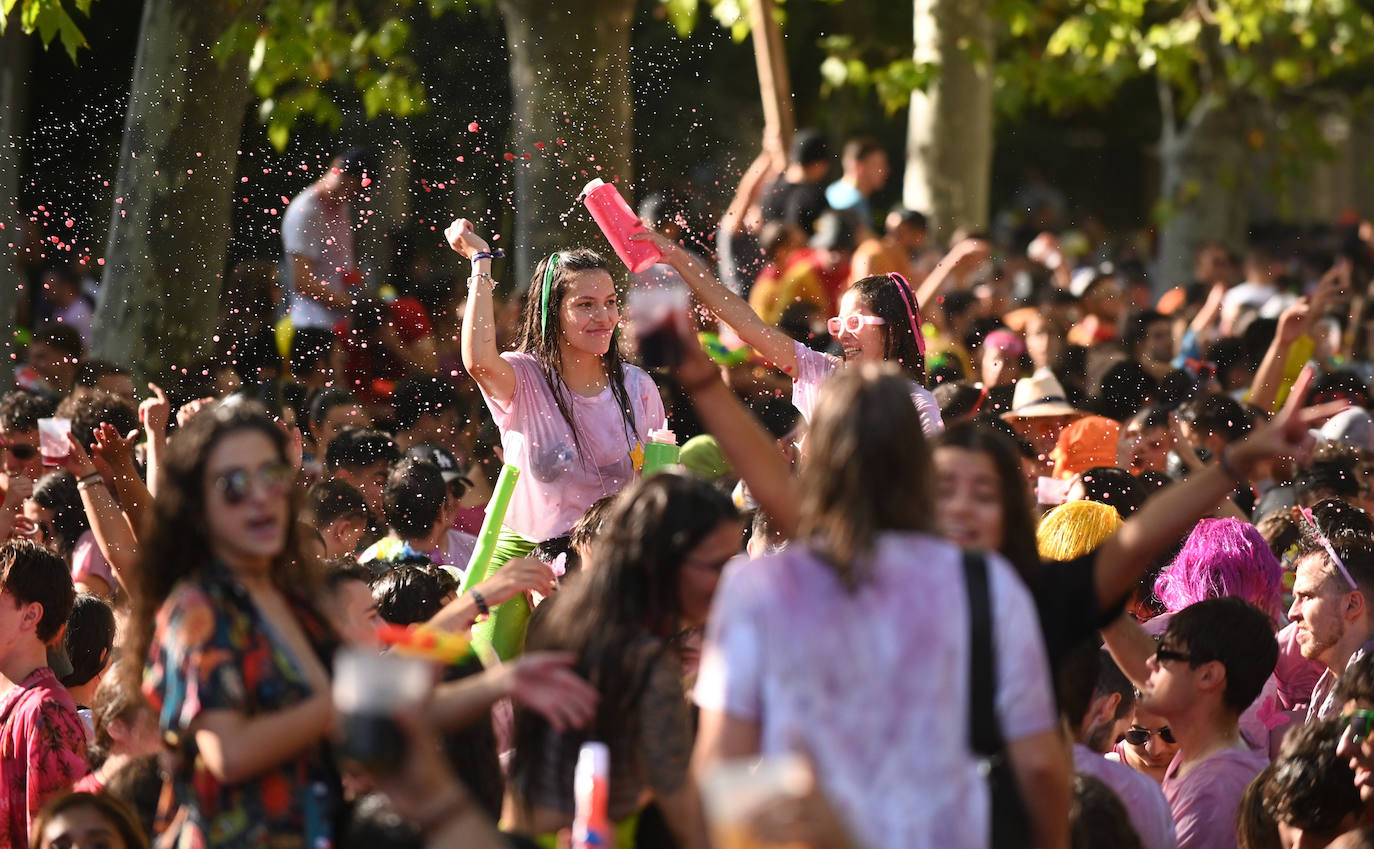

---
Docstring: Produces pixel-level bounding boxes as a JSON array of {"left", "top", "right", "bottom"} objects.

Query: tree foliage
[
  {"left": 216, "top": 0, "right": 493, "bottom": 150},
  {"left": 3, "top": 0, "right": 91, "bottom": 61},
  {"left": 996, "top": 0, "right": 1374, "bottom": 117}
]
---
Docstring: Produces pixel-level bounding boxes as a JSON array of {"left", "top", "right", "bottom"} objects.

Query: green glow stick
[{"left": 461, "top": 464, "right": 521, "bottom": 592}]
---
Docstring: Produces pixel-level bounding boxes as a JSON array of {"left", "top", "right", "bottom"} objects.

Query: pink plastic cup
[{"left": 581, "top": 178, "right": 661, "bottom": 273}]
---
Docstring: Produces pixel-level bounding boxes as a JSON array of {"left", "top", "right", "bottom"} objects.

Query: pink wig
[{"left": 1153, "top": 518, "right": 1283, "bottom": 618}]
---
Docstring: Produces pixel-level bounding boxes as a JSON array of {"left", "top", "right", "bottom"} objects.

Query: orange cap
[{"left": 1051, "top": 415, "right": 1121, "bottom": 480}]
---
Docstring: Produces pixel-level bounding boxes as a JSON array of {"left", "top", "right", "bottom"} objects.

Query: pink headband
[
  {"left": 1299, "top": 507, "right": 1359, "bottom": 590},
  {"left": 887, "top": 272, "right": 925, "bottom": 356}
]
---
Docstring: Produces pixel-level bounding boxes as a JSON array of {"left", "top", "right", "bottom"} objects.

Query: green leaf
[
  {"left": 819, "top": 54, "right": 847, "bottom": 88},
  {"left": 248, "top": 32, "right": 268, "bottom": 76},
  {"left": 267, "top": 119, "right": 290, "bottom": 152},
  {"left": 33, "top": 2, "right": 62, "bottom": 47},
  {"left": 370, "top": 18, "right": 408, "bottom": 59},
  {"left": 55, "top": 5, "right": 84, "bottom": 60},
  {"left": 662, "top": 0, "right": 697, "bottom": 37}
]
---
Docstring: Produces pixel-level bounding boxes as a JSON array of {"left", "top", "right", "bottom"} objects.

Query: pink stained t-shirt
[
  {"left": 71, "top": 531, "right": 116, "bottom": 594},
  {"left": 1074, "top": 744, "right": 1177, "bottom": 849},
  {"left": 0, "top": 667, "right": 89, "bottom": 849},
  {"left": 790, "top": 341, "right": 944, "bottom": 436},
  {"left": 480, "top": 352, "right": 665, "bottom": 541},
  {"left": 695, "top": 533, "right": 1055, "bottom": 849},
  {"left": 1161, "top": 746, "right": 1268, "bottom": 849}
]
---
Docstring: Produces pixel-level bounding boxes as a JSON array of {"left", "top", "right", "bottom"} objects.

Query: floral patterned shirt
[
  {"left": 0, "top": 666, "right": 90, "bottom": 849},
  {"left": 143, "top": 563, "right": 340, "bottom": 849}
]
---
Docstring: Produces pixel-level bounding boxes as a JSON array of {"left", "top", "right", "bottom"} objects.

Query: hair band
[
  {"left": 887, "top": 272, "right": 925, "bottom": 356},
  {"left": 540, "top": 252, "right": 561, "bottom": 337},
  {"left": 1298, "top": 506, "right": 1358, "bottom": 590}
]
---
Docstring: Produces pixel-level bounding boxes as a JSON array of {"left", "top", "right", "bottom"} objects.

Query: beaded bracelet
[{"left": 471, "top": 249, "right": 505, "bottom": 262}]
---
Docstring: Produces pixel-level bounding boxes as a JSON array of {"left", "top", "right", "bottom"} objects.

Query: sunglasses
[
  {"left": 214, "top": 462, "right": 293, "bottom": 505},
  {"left": 0, "top": 443, "right": 38, "bottom": 461},
  {"left": 1124, "top": 726, "right": 1176, "bottom": 746},
  {"left": 827, "top": 314, "right": 886, "bottom": 337},
  {"left": 1153, "top": 646, "right": 1194, "bottom": 666},
  {"left": 1341, "top": 709, "right": 1374, "bottom": 744}
]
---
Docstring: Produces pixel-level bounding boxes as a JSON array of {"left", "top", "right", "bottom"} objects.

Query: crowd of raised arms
[{"left": 10, "top": 134, "right": 1374, "bottom": 849}]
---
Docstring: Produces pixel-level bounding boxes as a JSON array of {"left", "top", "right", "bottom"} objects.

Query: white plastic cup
[
  {"left": 332, "top": 648, "right": 433, "bottom": 773},
  {"left": 37, "top": 418, "right": 71, "bottom": 466}
]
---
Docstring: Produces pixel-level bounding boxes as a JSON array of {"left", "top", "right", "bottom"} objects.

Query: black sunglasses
[
  {"left": 1124, "top": 726, "right": 1176, "bottom": 746},
  {"left": 1, "top": 443, "right": 38, "bottom": 461},
  {"left": 1154, "top": 646, "right": 1194, "bottom": 666}
]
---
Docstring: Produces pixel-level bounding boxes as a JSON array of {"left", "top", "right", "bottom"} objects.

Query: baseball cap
[{"left": 405, "top": 444, "right": 473, "bottom": 491}]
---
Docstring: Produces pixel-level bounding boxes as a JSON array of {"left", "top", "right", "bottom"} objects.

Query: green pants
[{"left": 460, "top": 526, "right": 537, "bottom": 661}]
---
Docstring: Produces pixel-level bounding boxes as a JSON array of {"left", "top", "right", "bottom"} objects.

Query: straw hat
[{"left": 1002, "top": 370, "right": 1081, "bottom": 420}]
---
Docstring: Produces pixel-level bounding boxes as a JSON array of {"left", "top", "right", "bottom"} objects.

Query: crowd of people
[{"left": 8, "top": 131, "right": 1374, "bottom": 849}]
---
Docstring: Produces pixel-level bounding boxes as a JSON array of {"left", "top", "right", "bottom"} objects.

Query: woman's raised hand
[
  {"left": 139, "top": 382, "right": 171, "bottom": 437},
  {"left": 630, "top": 229, "right": 686, "bottom": 266},
  {"left": 445, "top": 218, "right": 489, "bottom": 260}
]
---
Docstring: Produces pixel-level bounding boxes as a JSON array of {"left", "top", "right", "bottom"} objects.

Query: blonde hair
[
  {"left": 798, "top": 363, "right": 934, "bottom": 590},
  {"left": 1037, "top": 500, "right": 1122, "bottom": 561}
]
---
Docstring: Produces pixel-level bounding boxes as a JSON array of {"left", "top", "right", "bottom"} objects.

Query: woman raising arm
[
  {"left": 445, "top": 219, "right": 666, "bottom": 659},
  {"left": 631, "top": 229, "right": 942, "bottom": 434}
]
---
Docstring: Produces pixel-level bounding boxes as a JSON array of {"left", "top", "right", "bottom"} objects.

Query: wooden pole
[{"left": 749, "top": 0, "right": 795, "bottom": 155}]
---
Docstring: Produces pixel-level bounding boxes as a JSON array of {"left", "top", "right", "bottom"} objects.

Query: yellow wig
[{"left": 1037, "top": 500, "right": 1123, "bottom": 562}]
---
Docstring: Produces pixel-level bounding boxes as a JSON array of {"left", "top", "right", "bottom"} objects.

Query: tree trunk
[
  {"left": 91, "top": 0, "right": 262, "bottom": 378},
  {"left": 903, "top": 0, "right": 994, "bottom": 244},
  {"left": 749, "top": 0, "right": 793, "bottom": 156},
  {"left": 0, "top": 26, "right": 29, "bottom": 392},
  {"left": 498, "top": 0, "right": 636, "bottom": 289},
  {"left": 1154, "top": 96, "right": 1248, "bottom": 294}
]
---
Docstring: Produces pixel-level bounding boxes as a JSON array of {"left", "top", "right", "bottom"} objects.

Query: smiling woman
[
  {"left": 446, "top": 219, "right": 667, "bottom": 660},
  {"left": 629, "top": 228, "right": 944, "bottom": 436}
]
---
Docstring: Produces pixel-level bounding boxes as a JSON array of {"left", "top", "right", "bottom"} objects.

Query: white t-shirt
[
  {"left": 694, "top": 533, "right": 1057, "bottom": 849},
  {"left": 282, "top": 185, "right": 356, "bottom": 329},
  {"left": 791, "top": 340, "right": 944, "bottom": 436},
  {"left": 479, "top": 352, "right": 666, "bottom": 541}
]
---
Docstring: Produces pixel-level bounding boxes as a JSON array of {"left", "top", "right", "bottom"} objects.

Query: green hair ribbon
[{"left": 540, "top": 252, "right": 560, "bottom": 337}]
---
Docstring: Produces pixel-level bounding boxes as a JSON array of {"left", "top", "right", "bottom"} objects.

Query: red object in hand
[{"left": 581, "top": 179, "right": 661, "bottom": 273}]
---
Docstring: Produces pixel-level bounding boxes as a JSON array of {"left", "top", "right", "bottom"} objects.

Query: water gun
[
  {"left": 572, "top": 742, "right": 611, "bottom": 849},
  {"left": 376, "top": 623, "right": 472, "bottom": 665},
  {"left": 698, "top": 331, "right": 752, "bottom": 367}
]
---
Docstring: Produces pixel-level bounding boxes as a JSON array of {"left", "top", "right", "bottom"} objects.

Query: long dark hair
[
  {"left": 518, "top": 250, "right": 638, "bottom": 459},
  {"left": 798, "top": 363, "right": 935, "bottom": 590},
  {"left": 32, "top": 470, "right": 89, "bottom": 559},
  {"left": 125, "top": 401, "right": 321, "bottom": 695},
  {"left": 848, "top": 274, "right": 927, "bottom": 384},
  {"left": 933, "top": 421, "right": 1042, "bottom": 583},
  {"left": 510, "top": 473, "right": 740, "bottom": 799}
]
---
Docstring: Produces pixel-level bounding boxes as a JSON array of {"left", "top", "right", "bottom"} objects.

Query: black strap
[{"left": 963, "top": 549, "right": 1004, "bottom": 756}]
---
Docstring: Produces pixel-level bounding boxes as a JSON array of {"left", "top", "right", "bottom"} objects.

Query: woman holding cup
[{"left": 445, "top": 219, "right": 667, "bottom": 659}]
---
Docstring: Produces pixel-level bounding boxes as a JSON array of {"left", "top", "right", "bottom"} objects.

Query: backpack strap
[{"left": 963, "top": 549, "right": 1004, "bottom": 756}]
